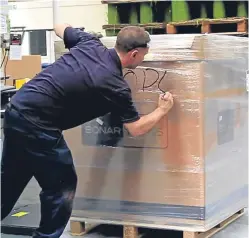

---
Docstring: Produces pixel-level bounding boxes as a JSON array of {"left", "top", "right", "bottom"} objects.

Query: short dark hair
[{"left": 115, "top": 26, "right": 150, "bottom": 53}]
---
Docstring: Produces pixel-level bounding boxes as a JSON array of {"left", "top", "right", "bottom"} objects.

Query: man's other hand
[{"left": 158, "top": 92, "right": 174, "bottom": 114}]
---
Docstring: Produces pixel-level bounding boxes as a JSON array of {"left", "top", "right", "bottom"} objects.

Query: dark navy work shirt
[{"left": 11, "top": 27, "right": 140, "bottom": 130}]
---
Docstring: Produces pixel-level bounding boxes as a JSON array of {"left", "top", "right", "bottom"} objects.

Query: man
[{"left": 1, "top": 25, "right": 173, "bottom": 237}]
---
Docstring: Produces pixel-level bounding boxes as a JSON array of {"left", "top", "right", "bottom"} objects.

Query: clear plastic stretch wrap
[{"left": 62, "top": 34, "right": 248, "bottom": 232}]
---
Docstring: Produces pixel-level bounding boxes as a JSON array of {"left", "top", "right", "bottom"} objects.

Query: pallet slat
[
  {"left": 207, "top": 32, "right": 248, "bottom": 36},
  {"left": 166, "top": 17, "right": 248, "bottom": 34},
  {"left": 70, "top": 209, "right": 245, "bottom": 238},
  {"left": 70, "top": 221, "right": 97, "bottom": 236},
  {"left": 103, "top": 23, "right": 165, "bottom": 30},
  {"left": 168, "top": 17, "right": 247, "bottom": 26},
  {"left": 123, "top": 226, "right": 139, "bottom": 238},
  {"left": 103, "top": 17, "right": 248, "bottom": 36},
  {"left": 194, "top": 209, "right": 245, "bottom": 238}
]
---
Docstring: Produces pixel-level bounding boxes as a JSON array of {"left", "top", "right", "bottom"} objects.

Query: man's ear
[{"left": 131, "top": 50, "right": 138, "bottom": 58}]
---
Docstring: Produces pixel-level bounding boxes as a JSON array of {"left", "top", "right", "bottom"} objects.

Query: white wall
[{"left": 8, "top": 0, "right": 108, "bottom": 63}]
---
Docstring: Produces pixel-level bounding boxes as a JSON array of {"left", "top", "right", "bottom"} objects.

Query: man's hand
[
  {"left": 124, "top": 92, "right": 174, "bottom": 137},
  {"left": 54, "top": 23, "right": 72, "bottom": 39},
  {"left": 158, "top": 92, "right": 174, "bottom": 115}
]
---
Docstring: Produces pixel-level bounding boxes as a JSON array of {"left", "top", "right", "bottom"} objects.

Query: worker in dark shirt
[{"left": 1, "top": 24, "right": 173, "bottom": 237}]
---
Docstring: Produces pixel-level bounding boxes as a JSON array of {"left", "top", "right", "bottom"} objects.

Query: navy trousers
[{"left": 1, "top": 104, "right": 78, "bottom": 238}]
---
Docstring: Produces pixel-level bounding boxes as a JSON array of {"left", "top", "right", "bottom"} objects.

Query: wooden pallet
[
  {"left": 166, "top": 17, "right": 248, "bottom": 35},
  {"left": 102, "top": 23, "right": 166, "bottom": 30},
  {"left": 70, "top": 209, "right": 245, "bottom": 238},
  {"left": 69, "top": 221, "right": 98, "bottom": 236}
]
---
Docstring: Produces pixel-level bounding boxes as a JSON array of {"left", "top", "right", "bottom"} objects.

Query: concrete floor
[{"left": 1, "top": 178, "right": 248, "bottom": 238}]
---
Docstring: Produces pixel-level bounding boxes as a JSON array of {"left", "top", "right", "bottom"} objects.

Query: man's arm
[
  {"left": 124, "top": 93, "right": 173, "bottom": 137},
  {"left": 102, "top": 76, "right": 173, "bottom": 138},
  {"left": 54, "top": 24, "right": 99, "bottom": 50},
  {"left": 124, "top": 108, "right": 166, "bottom": 137}
]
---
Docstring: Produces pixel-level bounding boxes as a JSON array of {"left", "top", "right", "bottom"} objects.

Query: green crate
[{"left": 105, "top": 1, "right": 248, "bottom": 36}]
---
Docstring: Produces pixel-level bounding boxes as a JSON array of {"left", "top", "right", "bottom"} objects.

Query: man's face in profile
[{"left": 126, "top": 47, "right": 149, "bottom": 69}]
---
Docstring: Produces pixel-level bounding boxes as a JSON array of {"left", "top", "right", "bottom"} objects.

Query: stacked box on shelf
[
  {"left": 63, "top": 34, "right": 248, "bottom": 232},
  {"left": 102, "top": 0, "right": 248, "bottom": 36}
]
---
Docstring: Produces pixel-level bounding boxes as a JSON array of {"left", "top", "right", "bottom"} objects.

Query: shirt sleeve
[
  {"left": 115, "top": 88, "right": 140, "bottom": 123},
  {"left": 63, "top": 27, "right": 99, "bottom": 49},
  {"left": 104, "top": 87, "right": 140, "bottom": 124}
]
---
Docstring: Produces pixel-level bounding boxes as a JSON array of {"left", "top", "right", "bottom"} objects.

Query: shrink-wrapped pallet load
[{"left": 62, "top": 34, "right": 248, "bottom": 232}]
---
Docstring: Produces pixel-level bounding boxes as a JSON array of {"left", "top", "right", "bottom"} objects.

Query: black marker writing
[
  {"left": 123, "top": 70, "right": 138, "bottom": 89},
  {"left": 124, "top": 68, "right": 168, "bottom": 93},
  {"left": 143, "top": 68, "right": 159, "bottom": 91},
  {"left": 158, "top": 70, "right": 167, "bottom": 93}
]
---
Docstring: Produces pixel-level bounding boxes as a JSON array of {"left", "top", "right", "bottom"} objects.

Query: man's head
[{"left": 115, "top": 26, "right": 151, "bottom": 69}]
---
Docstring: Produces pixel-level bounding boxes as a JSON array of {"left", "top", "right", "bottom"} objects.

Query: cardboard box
[
  {"left": 5, "top": 55, "right": 42, "bottom": 80},
  {"left": 63, "top": 34, "right": 248, "bottom": 232}
]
